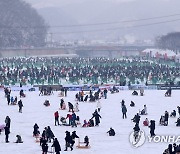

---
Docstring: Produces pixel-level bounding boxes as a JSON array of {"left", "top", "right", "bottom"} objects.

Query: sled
[
  {"left": 76, "top": 145, "right": 91, "bottom": 149},
  {"left": 35, "top": 135, "right": 41, "bottom": 143},
  {"left": 76, "top": 139, "right": 91, "bottom": 149}
]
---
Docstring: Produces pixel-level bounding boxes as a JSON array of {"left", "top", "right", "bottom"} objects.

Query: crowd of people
[
  {"left": 0, "top": 57, "right": 180, "bottom": 153},
  {"left": 0, "top": 57, "right": 179, "bottom": 86}
]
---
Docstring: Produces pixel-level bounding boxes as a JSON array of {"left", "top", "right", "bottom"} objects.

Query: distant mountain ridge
[{"left": 34, "top": 0, "right": 180, "bottom": 42}]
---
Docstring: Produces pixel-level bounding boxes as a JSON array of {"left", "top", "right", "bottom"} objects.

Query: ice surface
[{"left": 0, "top": 90, "right": 179, "bottom": 154}]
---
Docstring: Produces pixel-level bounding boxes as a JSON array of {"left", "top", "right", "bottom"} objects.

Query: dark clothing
[
  {"left": 92, "top": 111, "right": 101, "bottom": 126},
  {"left": 7, "top": 94, "right": 10, "bottom": 105},
  {"left": 133, "top": 124, "right": 140, "bottom": 132},
  {"left": 132, "top": 91, "right": 138, "bottom": 96},
  {"left": 68, "top": 102, "right": 73, "bottom": 112},
  {"left": 132, "top": 114, "right": 141, "bottom": 124},
  {"left": 149, "top": 120, "right": 155, "bottom": 137},
  {"left": 164, "top": 112, "right": 169, "bottom": 126},
  {"left": 122, "top": 105, "right": 127, "bottom": 119},
  {"left": 5, "top": 117, "right": 11, "bottom": 130},
  {"left": 18, "top": 100, "right": 23, "bottom": 113},
  {"left": 84, "top": 136, "right": 89, "bottom": 146},
  {"left": 65, "top": 132, "right": 73, "bottom": 151},
  {"left": 5, "top": 126, "right": 10, "bottom": 143},
  {"left": 33, "top": 124, "right": 39, "bottom": 136},
  {"left": 130, "top": 101, "right": 135, "bottom": 107},
  {"left": 71, "top": 113, "right": 77, "bottom": 127},
  {"left": 107, "top": 128, "right": 115, "bottom": 136},
  {"left": 71, "top": 131, "right": 79, "bottom": 146},
  {"left": 52, "top": 138, "right": 61, "bottom": 154},
  {"left": 46, "top": 127, "right": 55, "bottom": 142},
  {"left": 42, "top": 143, "right": 48, "bottom": 154}
]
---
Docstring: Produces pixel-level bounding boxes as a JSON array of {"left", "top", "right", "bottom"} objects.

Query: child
[
  {"left": 84, "top": 136, "right": 89, "bottom": 147},
  {"left": 143, "top": 118, "right": 149, "bottom": 126},
  {"left": 15, "top": 135, "right": 23, "bottom": 143}
]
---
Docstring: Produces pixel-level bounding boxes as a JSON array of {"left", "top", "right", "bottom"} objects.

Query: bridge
[{"left": 0, "top": 45, "right": 153, "bottom": 58}]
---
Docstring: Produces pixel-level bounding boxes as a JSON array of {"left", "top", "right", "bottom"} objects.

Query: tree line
[{"left": 0, "top": 0, "right": 48, "bottom": 48}]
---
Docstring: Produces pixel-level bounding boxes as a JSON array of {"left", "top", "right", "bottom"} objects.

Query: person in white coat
[{"left": 74, "top": 101, "right": 79, "bottom": 112}]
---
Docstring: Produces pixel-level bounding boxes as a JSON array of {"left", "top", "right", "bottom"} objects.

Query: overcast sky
[
  {"left": 23, "top": 0, "right": 180, "bottom": 42},
  {"left": 25, "top": 0, "right": 136, "bottom": 8}
]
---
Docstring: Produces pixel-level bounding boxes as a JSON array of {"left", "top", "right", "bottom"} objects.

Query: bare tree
[{"left": 155, "top": 32, "right": 180, "bottom": 53}]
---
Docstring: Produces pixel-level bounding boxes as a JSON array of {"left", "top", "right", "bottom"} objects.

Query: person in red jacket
[
  {"left": 54, "top": 111, "right": 60, "bottom": 126},
  {"left": 66, "top": 114, "right": 72, "bottom": 126},
  {"left": 143, "top": 118, "right": 149, "bottom": 126}
]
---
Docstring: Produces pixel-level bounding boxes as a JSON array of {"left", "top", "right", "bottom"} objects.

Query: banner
[{"left": 5, "top": 85, "right": 39, "bottom": 91}]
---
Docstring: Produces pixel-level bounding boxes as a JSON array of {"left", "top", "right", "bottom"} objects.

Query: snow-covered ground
[{"left": 0, "top": 90, "right": 180, "bottom": 154}]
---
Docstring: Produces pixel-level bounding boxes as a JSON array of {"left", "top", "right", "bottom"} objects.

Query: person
[
  {"left": 64, "top": 131, "right": 73, "bottom": 151},
  {"left": 163, "top": 144, "right": 173, "bottom": 154},
  {"left": 121, "top": 99, "right": 125, "bottom": 107},
  {"left": 149, "top": 120, "right": 155, "bottom": 137},
  {"left": 18, "top": 100, "right": 23, "bottom": 113},
  {"left": 133, "top": 123, "right": 140, "bottom": 142},
  {"left": 5, "top": 116, "right": 11, "bottom": 130},
  {"left": 60, "top": 99, "right": 66, "bottom": 110},
  {"left": 52, "top": 138, "right": 61, "bottom": 154},
  {"left": 44, "top": 100, "right": 50, "bottom": 107},
  {"left": 54, "top": 111, "right": 60, "bottom": 126},
  {"left": 20, "top": 89, "right": 26, "bottom": 97},
  {"left": 122, "top": 104, "right": 127, "bottom": 119},
  {"left": 4, "top": 126, "right": 10, "bottom": 143},
  {"left": 159, "top": 115, "right": 165, "bottom": 126},
  {"left": 10, "top": 96, "right": 14, "bottom": 104},
  {"left": 71, "top": 111, "right": 77, "bottom": 127},
  {"left": 84, "top": 136, "right": 89, "bottom": 146},
  {"left": 76, "top": 116, "right": 80, "bottom": 125},
  {"left": 13, "top": 96, "right": 17, "bottom": 105},
  {"left": 130, "top": 101, "right": 135, "bottom": 107},
  {"left": 46, "top": 126, "right": 55, "bottom": 143},
  {"left": 7, "top": 93, "right": 10, "bottom": 105},
  {"left": 132, "top": 113, "right": 141, "bottom": 124},
  {"left": 103, "top": 88, "right": 108, "bottom": 99},
  {"left": 143, "top": 118, "right": 149, "bottom": 126},
  {"left": 92, "top": 110, "right": 102, "bottom": 126},
  {"left": 71, "top": 131, "right": 79, "bottom": 147},
  {"left": 42, "top": 142, "right": 48, "bottom": 154},
  {"left": 33, "top": 123, "right": 40, "bottom": 137},
  {"left": 75, "top": 93, "right": 80, "bottom": 101},
  {"left": 39, "top": 87, "right": 44, "bottom": 96},
  {"left": 84, "top": 95, "right": 88, "bottom": 102},
  {"left": 68, "top": 102, "right": 74, "bottom": 112},
  {"left": 170, "top": 110, "right": 176, "bottom": 117},
  {"left": 164, "top": 111, "right": 169, "bottom": 126},
  {"left": 178, "top": 106, "right": 180, "bottom": 116},
  {"left": 15, "top": 135, "right": 23, "bottom": 143},
  {"left": 140, "top": 87, "right": 144, "bottom": 96},
  {"left": 165, "top": 87, "right": 172, "bottom": 97},
  {"left": 40, "top": 135, "right": 48, "bottom": 147},
  {"left": 107, "top": 127, "right": 115, "bottom": 136},
  {"left": 176, "top": 118, "right": 180, "bottom": 126},
  {"left": 88, "top": 119, "right": 94, "bottom": 127},
  {"left": 64, "top": 87, "right": 68, "bottom": 97},
  {"left": 82, "top": 120, "right": 89, "bottom": 127},
  {"left": 132, "top": 90, "right": 138, "bottom": 96},
  {"left": 140, "top": 105, "right": 147, "bottom": 115},
  {"left": 80, "top": 91, "right": 84, "bottom": 102},
  {"left": 66, "top": 114, "right": 72, "bottom": 126},
  {"left": 74, "top": 102, "right": 79, "bottom": 112}
]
